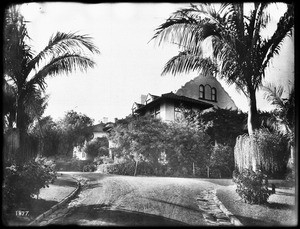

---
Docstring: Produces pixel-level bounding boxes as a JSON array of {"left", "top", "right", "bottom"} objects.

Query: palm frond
[
  {"left": 27, "top": 54, "right": 96, "bottom": 91},
  {"left": 162, "top": 50, "right": 217, "bottom": 76},
  {"left": 26, "top": 32, "right": 100, "bottom": 76},
  {"left": 261, "top": 83, "right": 285, "bottom": 109},
  {"left": 260, "top": 4, "right": 294, "bottom": 72}
]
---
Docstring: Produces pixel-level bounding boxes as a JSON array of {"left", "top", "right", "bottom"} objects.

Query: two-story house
[{"left": 132, "top": 74, "right": 237, "bottom": 122}]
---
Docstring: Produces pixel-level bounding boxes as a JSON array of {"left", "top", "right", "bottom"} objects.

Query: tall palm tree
[
  {"left": 151, "top": 3, "right": 294, "bottom": 135},
  {"left": 262, "top": 82, "right": 295, "bottom": 164},
  {"left": 3, "top": 5, "right": 100, "bottom": 163}
]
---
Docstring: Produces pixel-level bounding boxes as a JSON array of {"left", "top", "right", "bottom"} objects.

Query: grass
[
  {"left": 216, "top": 181, "right": 297, "bottom": 226},
  {"left": 3, "top": 174, "right": 77, "bottom": 226}
]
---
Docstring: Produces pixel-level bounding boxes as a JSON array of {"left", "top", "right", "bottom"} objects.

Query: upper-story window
[
  {"left": 211, "top": 87, "right": 217, "bottom": 101},
  {"left": 199, "top": 84, "right": 217, "bottom": 102},
  {"left": 199, "top": 85, "right": 205, "bottom": 99}
]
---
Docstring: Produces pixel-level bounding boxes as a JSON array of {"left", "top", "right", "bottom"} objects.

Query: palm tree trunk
[
  {"left": 15, "top": 97, "right": 26, "bottom": 164},
  {"left": 247, "top": 88, "right": 259, "bottom": 171},
  {"left": 247, "top": 88, "right": 259, "bottom": 136}
]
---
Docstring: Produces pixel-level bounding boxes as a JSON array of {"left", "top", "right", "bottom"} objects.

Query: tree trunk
[
  {"left": 247, "top": 88, "right": 259, "bottom": 136},
  {"left": 192, "top": 162, "right": 195, "bottom": 176},
  {"left": 206, "top": 165, "right": 210, "bottom": 178},
  {"left": 15, "top": 98, "right": 26, "bottom": 165},
  {"left": 134, "top": 160, "right": 138, "bottom": 176}
]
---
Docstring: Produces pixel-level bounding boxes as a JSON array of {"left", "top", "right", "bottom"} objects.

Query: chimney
[
  {"left": 141, "top": 94, "right": 147, "bottom": 104},
  {"left": 102, "top": 117, "right": 108, "bottom": 124}
]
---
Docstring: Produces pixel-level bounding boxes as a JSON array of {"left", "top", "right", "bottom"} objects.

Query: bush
[
  {"left": 54, "top": 157, "right": 91, "bottom": 171},
  {"left": 83, "top": 163, "right": 97, "bottom": 172},
  {"left": 3, "top": 157, "right": 57, "bottom": 217},
  {"left": 106, "top": 161, "right": 135, "bottom": 175},
  {"left": 233, "top": 169, "right": 272, "bottom": 204},
  {"left": 234, "top": 129, "right": 289, "bottom": 179}
]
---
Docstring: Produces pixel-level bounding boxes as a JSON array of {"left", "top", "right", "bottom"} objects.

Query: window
[
  {"left": 174, "top": 106, "right": 183, "bottom": 121},
  {"left": 151, "top": 105, "right": 160, "bottom": 119},
  {"left": 199, "top": 84, "right": 205, "bottom": 99},
  {"left": 154, "top": 106, "right": 160, "bottom": 118},
  {"left": 211, "top": 87, "right": 217, "bottom": 101}
]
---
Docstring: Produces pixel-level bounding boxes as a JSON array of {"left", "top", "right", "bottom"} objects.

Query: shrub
[
  {"left": 3, "top": 157, "right": 57, "bottom": 217},
  {"left": 234, "top": 129, "right": 289, "bottom": 179},
  {"left": 83, "top": 163, "right": 97, "bottom": 172},
  {"left": 106, "top": 161, "right": 135, "bottom": 175},
  {"left": 233, "top": 169, "right": 272, "bottom": 204}
]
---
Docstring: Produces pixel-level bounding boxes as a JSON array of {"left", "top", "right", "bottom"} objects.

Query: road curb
[
  {"left": 28, "top": 176, "right": 81, "bottom": 226},
  {"left": 213, "top": 189, "right": 243, "bottom": 226}
]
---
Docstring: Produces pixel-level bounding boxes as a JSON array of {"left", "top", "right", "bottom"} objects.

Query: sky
[{"left": 18, "top": 2, "right": 294, "bottom": 123}]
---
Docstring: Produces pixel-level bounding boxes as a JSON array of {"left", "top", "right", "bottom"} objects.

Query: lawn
[{"left": 216, "top": 181, "right": 297, "bottom": 226}]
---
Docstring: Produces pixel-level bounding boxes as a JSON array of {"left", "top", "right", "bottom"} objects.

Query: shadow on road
[
  {"left": 143, "top": 196, "right": 200, "bottom": 213},
  {"left": 51, "top": 204, "right": 188, "bottom": 226},
  {"left": 235, "top": 215, "right": 280, "bottom": 226}
]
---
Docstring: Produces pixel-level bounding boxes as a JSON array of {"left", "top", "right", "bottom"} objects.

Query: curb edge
[
  {"left": 213, "top": 189, "right": 243, "bottom": 226},
  {"left": 28, "top": 176, "right": 81, "bottom": 226}
]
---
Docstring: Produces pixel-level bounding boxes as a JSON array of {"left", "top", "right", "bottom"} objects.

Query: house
[
  {"left": 132, "top": 74, "right": 237, "bottom": 122},
  {"left": 73, "top": 122, "right": 114, "bottom": 160}
]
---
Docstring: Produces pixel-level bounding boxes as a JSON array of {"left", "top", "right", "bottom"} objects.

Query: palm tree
[
  {"left": 262, "top": 82, "right": 295, "bottom": 166},
  {"left": 3, "top": 6, "right": 100, "bottom": 163},
  {"left": 151, "top": 3, "right": 294, "bottom": 135}
]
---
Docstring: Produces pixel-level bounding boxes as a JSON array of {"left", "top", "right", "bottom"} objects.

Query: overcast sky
[{"left": 18, "top": 2, "right": 294, "bottom": 123}]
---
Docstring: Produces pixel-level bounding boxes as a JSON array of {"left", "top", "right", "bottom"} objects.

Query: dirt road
[{"left": 42, "top": 173, "right": 233, "bottom": 226}]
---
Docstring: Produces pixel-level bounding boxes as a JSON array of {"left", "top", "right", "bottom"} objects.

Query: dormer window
[
  {"left": 211, "top": 87, "right": 217, "bottom": 101},
  {"left": 199, "top": 85, "right": 205, "bottom": 99}
]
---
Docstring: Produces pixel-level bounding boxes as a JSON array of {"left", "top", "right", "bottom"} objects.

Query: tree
[
  {"left": 57, "top": 110, "right": 94, "bottom": 157},
  {"left": 84, "top": 137, "right": 109, "bottom": 160},
  {"left": 262, "top": 82, "right": 295, "bottom": 177},
  {"left": 164, "top": 120, "right": 211, "bottom": 177},
  {"left": 30, "top": 116, "right": 60, "bottom": 157},
  {"left": 196, "top": 107, "right": 247, "bottom": 147},
  {"left": 151, "top": 3, "right": 294, "bottom": 135},
  {"left": 208, "top": 143, "right": 234, "bottom": 178},
  {"left": 110, "top": 115, "right": 211, "bottom": 177},
  {"left": 3, "top": 5, "right": 100, "bottom": 163},
  {"left": 110, "top": 115, "right": 168, "bottom": 175}
]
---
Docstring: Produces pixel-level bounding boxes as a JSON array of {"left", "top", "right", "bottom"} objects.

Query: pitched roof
[{"left": 134, "top": 92, "right": 213, "bottom": 113}]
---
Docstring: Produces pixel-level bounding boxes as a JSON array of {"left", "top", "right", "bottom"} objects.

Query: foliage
[
  {"left": 57, "top": 110, "right": 94, "bottom": 157},
  {"left": 110, "top": 115, "right": 168, "bottom": 166},
  {"left": 2, "top": 157, "right": 57, "bottom": 216},
  {"left": 54, "top": 157, "right": 90, "bottom": 172},
  {"left": 102, "top": 159, "right": 167, "bottom": 176},
  {"left": 234, "top": 128, "right": 289, "bottom": 178},
  {"left": 82, "top": 163, "right": 97, "bottom": 172},
  {"left": 84, "top": 137, "right": 109, "bottom": 160},
  {"left": 262, "top": 82, "right": 295, "bottom": 181},
  {"left": 196, "top": 107, "right": 247, "bottom": 147},
  {"left": 208, "top": 143, "right": 234, "bottom": 178},
  {"left": 105, "top": 161, "right": 136, "bottom": 176},
  {"left": 151, "top": 3, "right": 294, "bottom": 135},
  {"left": 30, "top": 116, "right": 60, "bottom": 157},
  {"left": 164, "top": 120, "right": 211, "bottom": 175},
  {"left": 233, "top": 169, "right": 271, "bottom": 204},
  {"left": 3, "top": 5, "right": 100, "bottom": 163},
  {"left": 110, "top": 115, "right": 211, "bottom": 177}
]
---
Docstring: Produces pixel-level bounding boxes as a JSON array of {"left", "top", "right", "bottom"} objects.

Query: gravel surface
[
  {"left": 49, "top": 174, "right": 227, "bottom": 226},
  {"left": 216, "top": 185, "right": 297, "bottom": 226}
]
